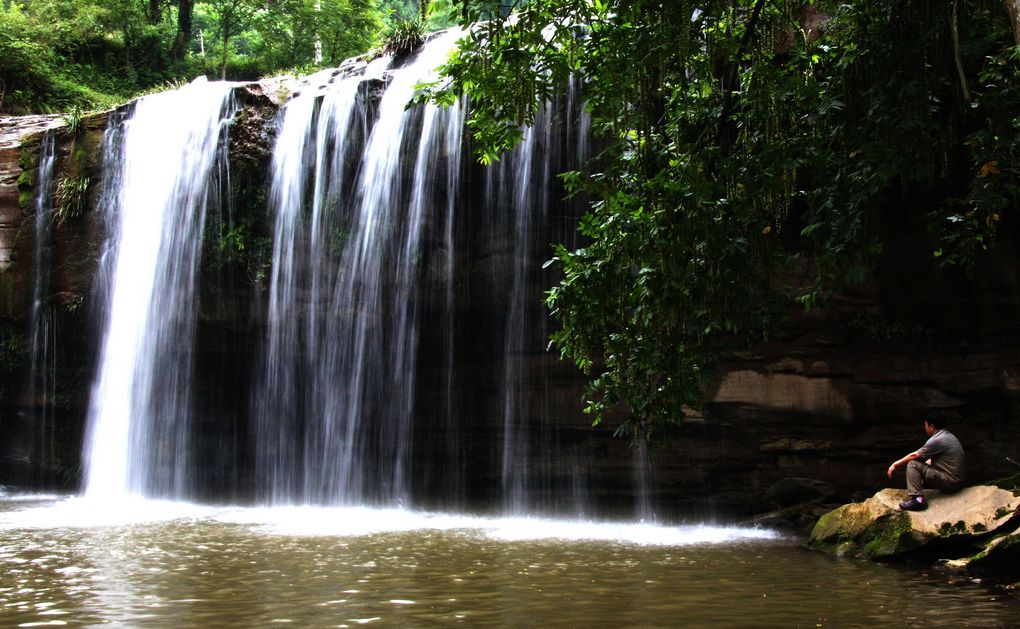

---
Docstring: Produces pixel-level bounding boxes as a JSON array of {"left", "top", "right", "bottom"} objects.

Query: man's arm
[{"left": 887, "top": 451, "right": 923, "bottom": 478}]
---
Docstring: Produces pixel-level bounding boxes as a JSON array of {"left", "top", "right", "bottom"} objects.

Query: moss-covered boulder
[{"left": 809, "top": 486, "right": 1020, "bottom": 559}]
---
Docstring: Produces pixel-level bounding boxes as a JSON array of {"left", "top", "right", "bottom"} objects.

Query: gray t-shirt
[{"left": 917, "top": 429, "right": 965, "bottom": 482}]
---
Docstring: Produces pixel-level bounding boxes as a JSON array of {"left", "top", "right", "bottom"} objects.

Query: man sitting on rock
[{"left": 886, "top": 412, "right": 966, "bottom": 511}]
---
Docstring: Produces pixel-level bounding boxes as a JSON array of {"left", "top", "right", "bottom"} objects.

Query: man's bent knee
[{"left": 905, "top": 459, "right": 926, "bottom": 495}]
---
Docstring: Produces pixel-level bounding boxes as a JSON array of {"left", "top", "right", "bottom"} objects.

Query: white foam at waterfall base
[
  {"left": 0, "top": 496, "right": 782, "bottom": 546},
  {"left": 0, "top": 495, "right": 215, "bottom": 529}
]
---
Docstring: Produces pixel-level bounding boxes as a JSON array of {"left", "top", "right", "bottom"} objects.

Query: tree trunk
[
  {"left": 313, "top": 0, "right": 323, "bottom": 64},
  {"left": 172, "top": 0, "right": 195, "bottom": 62},
  {"left": 952, "top": 0, "right": 971, "bottom": 102},
  {"left": 1005, "top": 0, "right": 1020, "bottom": 44},
  {"left": 148, "top": 0, "right": 162, "bottom": 24},
  {"left": 221, "top": 23, "right": 230, "bottom": 80}
]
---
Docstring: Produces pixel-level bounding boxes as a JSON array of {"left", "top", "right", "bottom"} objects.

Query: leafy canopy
[
  {"left": 0, "top": 0, "right": 386, "bottom": 113},
  {"left": 430, "top": 0, "right": 1020, "bottom": 441}
]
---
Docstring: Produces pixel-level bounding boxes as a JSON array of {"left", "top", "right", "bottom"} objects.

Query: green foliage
[
  {"left": 16, "top": 140, "right": 39, "bottom": 209},
  {"left": 383, "top": 16, "right": 425, "bottom": 57},
  {"left": 0, "top": 4, "right": 54, "bottom": 111},
  {"left": 211, "top": 217, "right": 272, "bottom": 286},
  {"left": 207, "top": 103, "right": 275, "bottom": 289},
  {"left": 432, "top": 0, "right": 1020, "bottom": 441},
  {"left": 193, "top": 0, "right": 382, "bottom": 79},
  {"left": 379, "top": 0, "right": 458, "bottom": 31},
  {"left": 54, "top": 175, "right": 92, "bottom": 223},
  {"left": 63, "top": 106, "right": 84, "bottom": 136},
  {"left": 1, "top": 0, "right": 384, "bottom": 113},
  {"left": 314, "top": 0, "right": 384, "bottom": 65},
  {"left": 0, "top": 0, "right": 170, "bottom": 111},
  {"left": 936, "top": 42, "right": 1020, "bottom": 267}
]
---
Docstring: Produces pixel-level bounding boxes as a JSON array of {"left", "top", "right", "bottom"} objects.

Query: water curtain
[
  {"left": 82, "top": 37, "right": 598, "bottom": 515},
  {"left": 84, "top": 79, "right": 238, "bottom": 500}
]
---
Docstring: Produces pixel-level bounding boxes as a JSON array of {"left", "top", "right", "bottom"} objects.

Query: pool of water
[{"left": 1, "top": 495, "right": 1016, "bottom": 627}]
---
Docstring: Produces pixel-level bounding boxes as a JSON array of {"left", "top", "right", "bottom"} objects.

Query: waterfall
[
  {"left": 69, "top": 31, "right": 608, "bottom": 515},
  {"left": 253, "top": 31, "right": 597, "bottom": 513},
  {"left": 438, "top": 97, "right": 466, "bottom": 506},
  {"left": 26, "top": 131, "right": 58, "bottom": 483},
  {"left": 498, "top": 119, "right": 540, "bottom": 513},
  {"left": 83, "top": 79, "right": 237, "bottom": 500},
  {"left": 255, "top": 58, "right": 385, "bottom": 502},
  {"left": 490, "top": 85, "right": 594, "bottom": 514},
  {"left": 256, "top": 31, "right": 469, "bottom": 505}
]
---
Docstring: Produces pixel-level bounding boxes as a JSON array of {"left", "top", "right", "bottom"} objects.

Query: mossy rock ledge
[{"left": 808, "top": 487, "right": 1020, "bottom": 570}]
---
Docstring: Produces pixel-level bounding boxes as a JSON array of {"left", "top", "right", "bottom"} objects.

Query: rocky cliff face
[
  {"left": 0, "top": 113, "right": 108, "bottom": 487},
  {"left": 0, "top": 117, "right": 65, "bottom": 296},
  {"left": 2, "top": 78, "right": 1019, "bottom": 519}
]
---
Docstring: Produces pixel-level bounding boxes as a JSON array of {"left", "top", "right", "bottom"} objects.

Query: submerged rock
[{"left": 809, "top": 486, "right": 1020, "bottom": 560}]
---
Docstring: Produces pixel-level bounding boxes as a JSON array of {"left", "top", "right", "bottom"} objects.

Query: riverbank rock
[{"left": 808, "top": 486, "right": 1020, "bottom": 560}]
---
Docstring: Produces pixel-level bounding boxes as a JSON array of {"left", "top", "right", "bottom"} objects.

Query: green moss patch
[
  {"left": 939, "top": 520, "right": 968, "bottom": 536},
  {"left": 17, "top": 140, "right": 41, "bottom": 209},
  {"left": 810, "top": 506, "right": 926, "bottom": 559},
  {"left": 859, "top": 513, "right": 926, "bottom": 559}
]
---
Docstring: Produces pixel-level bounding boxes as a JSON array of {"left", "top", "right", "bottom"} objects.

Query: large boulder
[{"left": 809, "top": 486, "right": 1020, "bottom": 559}]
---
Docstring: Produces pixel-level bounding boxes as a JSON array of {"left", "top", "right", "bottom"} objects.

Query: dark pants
[{"left": 906, "top": 460, "right": 963, "bottom": 496}]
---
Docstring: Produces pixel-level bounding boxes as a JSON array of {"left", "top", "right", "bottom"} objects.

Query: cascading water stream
[
  {"left": 70, "top": 31, "right": 609, "bottom": 516},
  {"left": 26, "top": 131, "right": 58, "bottom": 482},
  {"left": 492, "top": 91, "right": 594, "bottom": 515},
  {"left": 253, "top": 31, "right": 605, "bottom": 513},
  {"left": 256, "top": 31, "right": 469, "bottom": 506},
  {"left": 438, "top": 97, "right": 466, "bottom": 506},
  {"left": 499, "top": 121, "right": 539, "bottom": 513},
  {"left": 83, "top": 78, "right": 237, "bottom": 501},
  {"left": 255, "top": 58, "right": 388, "bottom": 502}
]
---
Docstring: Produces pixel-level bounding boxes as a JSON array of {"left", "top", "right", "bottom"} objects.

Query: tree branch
[
  {"left": 714, "top": 0, "right": 769, "bottom": 157},
  {"left": 1004, "top": 0, "right": 1020, "bottom": 45},
  {"left": 952, "top": 0, "right": 971, "bottom": 103}
]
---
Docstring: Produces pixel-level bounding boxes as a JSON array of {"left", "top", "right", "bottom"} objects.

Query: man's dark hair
[{"left": 925, "top": 411, "right": 949, "bottom": 429}]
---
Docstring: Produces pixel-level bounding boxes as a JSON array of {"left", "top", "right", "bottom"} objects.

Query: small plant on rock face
[
  {"left": 383, "top": 18, "right": 425, "bottom": 59},
  {"left": 54, "top": 174, "right": 90, "bottom": 223},
  {"left": 63, "top": 106, "right": 84, "bottom": 136}
]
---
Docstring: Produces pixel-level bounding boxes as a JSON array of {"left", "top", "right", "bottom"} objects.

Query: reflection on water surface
[{"left": 0, "top": 496, "right": 1015, "bottom": 627}]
